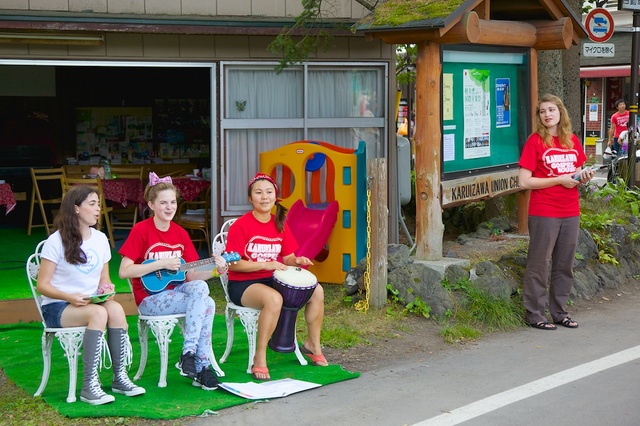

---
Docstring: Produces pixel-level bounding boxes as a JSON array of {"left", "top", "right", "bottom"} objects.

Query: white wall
[{"left": 1, "top": 0, "right": 370, "bottom": 19}]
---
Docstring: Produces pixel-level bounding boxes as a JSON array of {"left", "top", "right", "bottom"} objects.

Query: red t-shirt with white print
[
  {"left": 119, "top": 217, "right": 199, "bottom": 305},
  {"left": 611, "top": 110, "right": 629, "bottom": 138},
  {"left": 518, "top": 133, "right": 586, "bottom": 218},
  {"left": 226, "top": 211, "right": 299, "bottom": 282}
]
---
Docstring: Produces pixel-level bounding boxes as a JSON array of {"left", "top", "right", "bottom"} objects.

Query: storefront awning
[{"left": 580, "top": 65, "right": 638, "bottom": 78}]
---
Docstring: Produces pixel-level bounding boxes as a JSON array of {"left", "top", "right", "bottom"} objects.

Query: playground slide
[{"left": 286, "top": 199, "right": 339, "bottom": 262}]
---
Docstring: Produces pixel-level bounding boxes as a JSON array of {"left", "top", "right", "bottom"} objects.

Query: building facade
[
  {"left": 0, "top": 1, "right": 395, "bottom": 226},
  {"left": 580, "top": 0, "right": 636, "bottom": 160}
]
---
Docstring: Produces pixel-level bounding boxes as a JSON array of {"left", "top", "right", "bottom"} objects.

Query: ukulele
[{"left": 141, "top": 252, "right": 240, "bottom": 294}]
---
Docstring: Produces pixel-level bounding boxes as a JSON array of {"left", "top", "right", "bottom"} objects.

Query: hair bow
[{"left": 149, "top": 171, "right": 172, "bottom": 186}]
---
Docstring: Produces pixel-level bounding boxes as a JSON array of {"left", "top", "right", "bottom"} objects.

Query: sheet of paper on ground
[{"left": 219, "top": 378, "right": 321, "bottom": 400}]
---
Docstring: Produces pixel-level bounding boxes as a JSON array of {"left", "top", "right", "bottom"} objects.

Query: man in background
[{"left": 608, "top": 98, "right": 629, "bottom": 154}]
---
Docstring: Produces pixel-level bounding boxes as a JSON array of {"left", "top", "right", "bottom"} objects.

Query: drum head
[{"left": 274, "top": 266, "right": 317, "bottom": 288}]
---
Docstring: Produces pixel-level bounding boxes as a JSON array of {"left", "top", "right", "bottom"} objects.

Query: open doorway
[{"left": 0, "top": 60, "right": 217, "bottom": 227}]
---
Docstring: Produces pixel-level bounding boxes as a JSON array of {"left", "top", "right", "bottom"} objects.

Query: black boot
[
  {"left": 108, "top": 328, "right": 145, "bottom": 397},
  {"left": 80, "top": 329, "right": 115, "bottom": 405}
]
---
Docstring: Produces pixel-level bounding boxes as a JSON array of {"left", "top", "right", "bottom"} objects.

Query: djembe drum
[{"left": 268, "top": 266, "right": 318, "bottom": 353}]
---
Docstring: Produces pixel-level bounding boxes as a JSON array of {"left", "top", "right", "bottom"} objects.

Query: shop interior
[{"left": 0, "top": 65, "right": 212, "bottom": 226}]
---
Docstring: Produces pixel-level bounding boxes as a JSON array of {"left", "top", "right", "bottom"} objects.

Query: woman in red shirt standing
[{"left": 518, "top": 94, "right": 595, "bottom": 330}]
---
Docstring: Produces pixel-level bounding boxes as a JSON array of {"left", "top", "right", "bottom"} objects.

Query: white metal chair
[
  {"left": 219, "top": 218, "right": 235, "bottom": 234},
  {"left": 26, "top": 242, "right": 87, "bottom": 403},
  {"left": 212, "top": 220, "right": 307, "bottom": 374},
  {"left": 126, "top": 279, "right": 224, "bottom": 387}
]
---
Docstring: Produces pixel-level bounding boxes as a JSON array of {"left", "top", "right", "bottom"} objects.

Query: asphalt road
[{"left": 187, "top": 281, "right": 640, "bottom": 426}]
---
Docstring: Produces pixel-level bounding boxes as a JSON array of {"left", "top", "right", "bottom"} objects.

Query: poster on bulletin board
[
  {"left": 462, "top": 68, "right": 491, "bottom": 160},
  {"left": 496, "top": 78, "right": 511, "bottom": 128},
  {"left": 441, "top": 47, "right": 530, "bottom": 178}
]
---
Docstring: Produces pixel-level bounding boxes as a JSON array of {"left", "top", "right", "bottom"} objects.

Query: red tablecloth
[
  {"left": 101, "top": 178, "right": 145, "bottom": 207},
  {"left": 172, "top": 177, "right": 210, "bottom": 201},
  {"left": 0, "top": 183, "right": 16, "bottom": 214}
]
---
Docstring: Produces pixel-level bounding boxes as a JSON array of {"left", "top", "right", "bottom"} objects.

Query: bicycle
[{"left": 603, "top": 147, "right": 640, "bottom": 184}]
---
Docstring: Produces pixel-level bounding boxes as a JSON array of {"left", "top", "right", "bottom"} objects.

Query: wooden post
[
  {"left": 368, "top": 158, "right": 388, "bottom": 308},
  {"left": 518, "top": 48, "right": 539, "bottom": 235},
  {"left": 517, "top": 190, "right": 530, "bottom": 235},
  {"left": 414, "top": 42, "right": 444, "bottom": 260}
]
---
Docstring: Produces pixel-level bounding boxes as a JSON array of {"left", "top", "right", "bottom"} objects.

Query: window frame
[{"left": 219, "top": 61, "right": 388, "bottom": 214}]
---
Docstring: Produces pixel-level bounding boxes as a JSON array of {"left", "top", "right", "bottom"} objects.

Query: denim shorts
[
  {"left": 227, "top": 277, "right": 274, "bottom": 306},
  {"left": 41, "top": 301, "right": 69, "bottom": 328}
]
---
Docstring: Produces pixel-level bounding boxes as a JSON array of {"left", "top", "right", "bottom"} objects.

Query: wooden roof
[{"left": 357, "top": 0, "right": 588, "bottom": 48}]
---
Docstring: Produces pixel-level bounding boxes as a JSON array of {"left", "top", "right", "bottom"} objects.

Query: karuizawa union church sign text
[{"left": 441, "top": 169, "right": 520, "bottom": 207}]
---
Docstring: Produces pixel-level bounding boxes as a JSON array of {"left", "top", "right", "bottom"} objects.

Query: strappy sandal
[
  {"left": 554, "top": 317, "right": 579, "bottom": 328},
  {"left": 528, "top": 321, "right": 557, "bottom": 330}
]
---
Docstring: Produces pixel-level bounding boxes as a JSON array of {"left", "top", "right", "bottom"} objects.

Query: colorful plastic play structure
[{"left": 260, "top": 140, "right": 367, "bottom": 283}]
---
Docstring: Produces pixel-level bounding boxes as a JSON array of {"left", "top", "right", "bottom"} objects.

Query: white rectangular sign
[
  {"left": 583, "top": 43, "right": 615, "bottom": 57},
  {"left": 619, "top": 0, "right": 640, "bottom": 12}
]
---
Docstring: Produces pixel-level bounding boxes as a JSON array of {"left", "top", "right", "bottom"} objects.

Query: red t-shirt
[
  {"left": 518, "top": 133, "right": 586, "bottom": 218},
  {"left": 226, "top": 212, "right": 299, "bottom": 282},
  {"left": 611, "top": 110, "right": 629, "bottom": 138},
  {"left": 119, "top": 217, "right": 199, "bottom": 305}
]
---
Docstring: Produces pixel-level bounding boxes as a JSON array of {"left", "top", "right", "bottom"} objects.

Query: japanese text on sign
[{"left": 582, "top": 43, "right": 615, "bottom": 57}]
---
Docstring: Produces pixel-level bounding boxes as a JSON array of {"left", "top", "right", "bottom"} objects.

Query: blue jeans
[
  {"left": 613, "top": 137, "right": 622, "bottom": 155},
  {"left": 41, "top": 301, "right": 69, "bottom": 328}
]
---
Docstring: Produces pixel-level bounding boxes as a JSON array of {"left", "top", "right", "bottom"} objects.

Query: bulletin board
[{"left": 441, "top": 47, "right": 530, "bottom": 177}]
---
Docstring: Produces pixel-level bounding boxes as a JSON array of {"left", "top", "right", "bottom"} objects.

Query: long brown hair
[
  {"left": 247, "top": 175, "right": 288, "bottom": 233},
  {"left": 535, "top": 94, "right": 574, "bottom": 149},
  {"left": 54, "top": 185, "right": 97, "bottom": 265}
]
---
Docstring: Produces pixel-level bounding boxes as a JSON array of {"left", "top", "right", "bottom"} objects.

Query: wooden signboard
[{"left": 441, "top": 169, "right": 520, "bottom": 208}]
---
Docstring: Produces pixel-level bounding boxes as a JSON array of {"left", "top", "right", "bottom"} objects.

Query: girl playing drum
[{"left": 226, "top": 173, "right": 328, "bottom": 380}]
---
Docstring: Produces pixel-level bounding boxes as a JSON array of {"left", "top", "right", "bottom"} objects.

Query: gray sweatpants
[{"left": 522, "top": 215, "right": 580, "bottom": 324}]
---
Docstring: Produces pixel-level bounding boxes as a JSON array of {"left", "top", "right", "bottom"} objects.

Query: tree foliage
[
  {"left": 268, "top": 0, "right": 399, "bottom": 73},
  {"left": 267, "top": 0, "right": 419, "bottom": 82},
  {"left": 270, "top": 1, "right": 599, "bottom": 74},
  {"left": 396, "top": 44, "right": 416, "bottom": 84},
  {"left": 267, "top": 0, "right": 343, "bottom": 73},
  {"left": 582, "top": 0, "right": 608, "bottom": 13}
]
